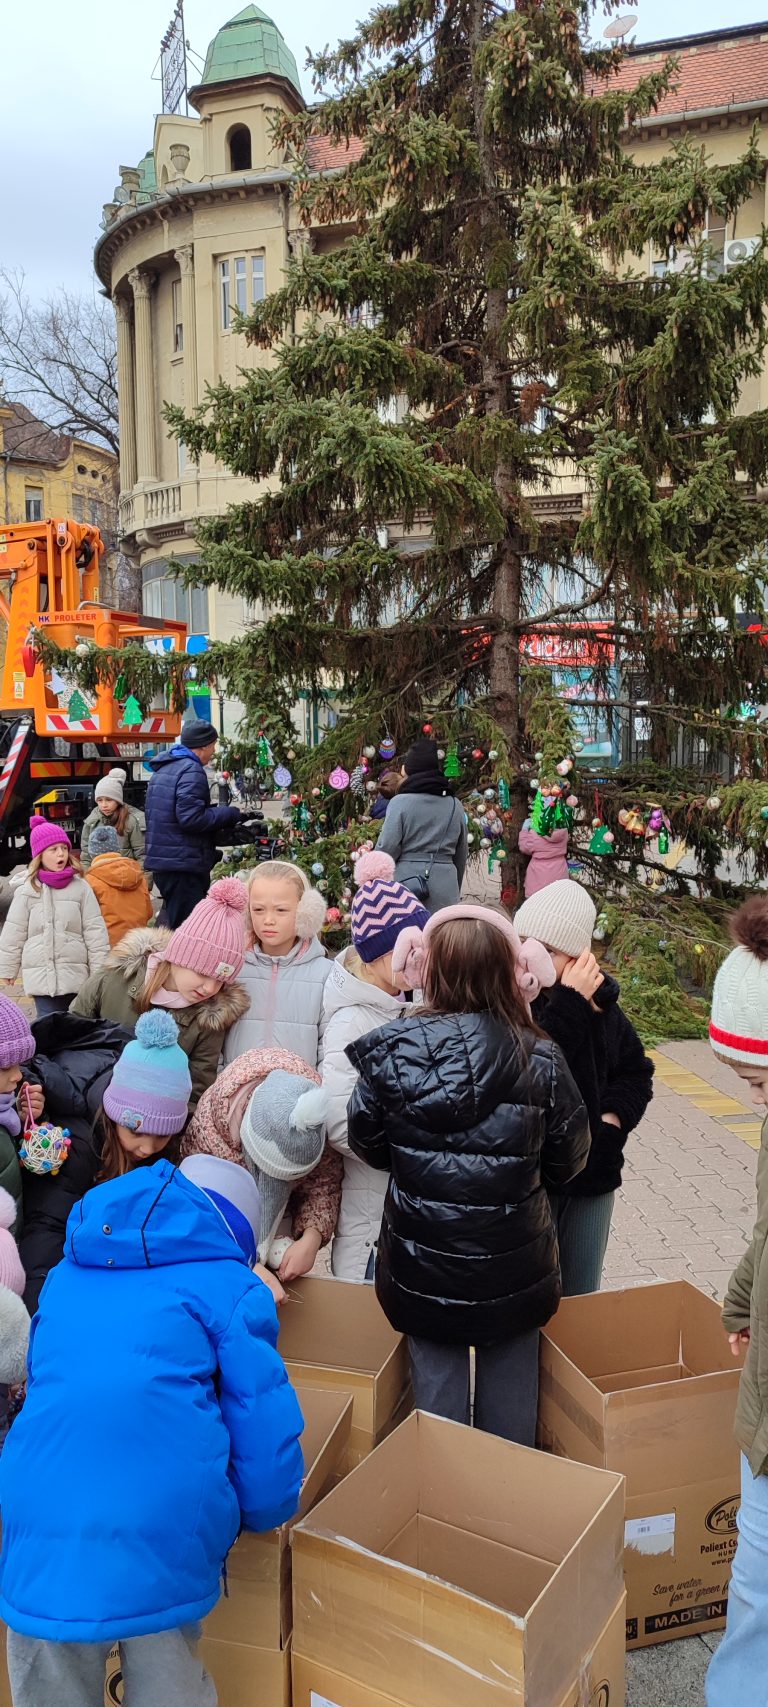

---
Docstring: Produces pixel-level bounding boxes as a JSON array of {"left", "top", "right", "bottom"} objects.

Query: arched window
[{"left": 228, "top": 126, "right": 252, "bottom": 172}]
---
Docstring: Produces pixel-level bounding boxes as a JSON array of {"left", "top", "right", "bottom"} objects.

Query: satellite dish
[{"left": 604, "top": 13, "right": 639, "bottom": 39}]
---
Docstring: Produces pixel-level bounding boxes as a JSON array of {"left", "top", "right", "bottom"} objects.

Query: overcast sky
[{"left": 1, "top": 0, "right": 765, "bottom": 306}]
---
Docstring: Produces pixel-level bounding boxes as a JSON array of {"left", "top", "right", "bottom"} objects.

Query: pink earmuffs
[{"left": 420, "top": 903, "right": 556, "bottom": 1003}]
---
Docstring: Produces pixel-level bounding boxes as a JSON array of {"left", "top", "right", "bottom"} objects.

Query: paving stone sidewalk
[{"left": 615, "top": 1040, "right": 760, "bottom": 1704}]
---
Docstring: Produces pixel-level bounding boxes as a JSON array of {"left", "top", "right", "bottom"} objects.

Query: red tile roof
[
  {"left": 307, "top": 134, "right": 365, "bottom": 171},
  {"left": 0, "top": 404, "right": 71, "bottom": 468},
  {"left": 604, "top": 26, "right": 768, "bottom": 118}
]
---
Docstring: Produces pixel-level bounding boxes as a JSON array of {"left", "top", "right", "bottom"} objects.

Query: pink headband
[{"left": 390, "top": 904, "right": 556, "bottom": 1001}]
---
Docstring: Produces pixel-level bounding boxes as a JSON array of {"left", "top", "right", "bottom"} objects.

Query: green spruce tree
[{"left": 52, "top": 0, "right": 768, "bottom": 920}]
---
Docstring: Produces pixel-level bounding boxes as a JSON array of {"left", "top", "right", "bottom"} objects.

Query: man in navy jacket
[{"left": 145, "top": 720, "right": 240, "bottom": 927}]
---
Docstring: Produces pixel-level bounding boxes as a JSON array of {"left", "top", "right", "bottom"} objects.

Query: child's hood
[
  {"left": 347, "top": 1010, "right": 531, "bottom": 1131},
  {"left": 91, "top": 854, "right": 146, "bottom": 892},
  {"left": 65, "top": 1158, "right": 250, "bottom": 1272}
]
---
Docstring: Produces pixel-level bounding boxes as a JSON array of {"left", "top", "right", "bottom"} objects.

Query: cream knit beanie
[
  {"left": 515, "top": 878, "right": 597, "bottom": 960},
  {"left": 710, "top": 896, "right": 768, "bottom": 1067}
]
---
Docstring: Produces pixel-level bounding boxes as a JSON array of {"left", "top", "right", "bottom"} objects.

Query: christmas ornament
[
  {"left": 244, "top": 768, "right": 255, "bottom": 781},
  {"left": 19, "top": 1123, "right": 71, "bottom": 1175},
  {"left": 68, "top": 688, "right": 91, "bottom": 721},
  {"left": 311, "top": 861, "right": 325, "bottom": 877},
  {"left": 350, "top": 764, "right": 367, "bottom": 795},
  {"left": 706, "top": 796, "right": 721, "bottom": 811},
  {"left": 49, "top": 666, "right": 67, "bottom": 697},
  {"left": 566, "top": 794, "right": 578, "bottom": 808},
  {"left": 529, "top": 779, "right": 540, "bottom": 791},
  {"left": 437, "top": 749, "right": 445, "bottom": 760},
  {"left": 618, "top": 808, "right": 645, "bottom": 837},
  {"left": 366, "top": 780, "right": 378, "bottom": 793},
  {"left": 761, "top": 807, "right": 768, "bottom": 822},
  {"left": 379, "top": 736, "right": 396, "bottom": 761},
  {"left": 257, "top": 733, "right": 273, "bottom": 767},
  {"left": 472, "top": 748, "right": 484, "bottom": 760},
  {"left": 534, "top": 751, "right": 543, "bottom": 761},
  {"left": 287, "top": 749, "right": 296, "bottom": 761},
  {"left": 328, "top": 766, "right": 350, "bottom": 790},
  {"left": 498, "top": 778, "right": 510, "bottom": 810},
  {"left": 443, "top": 746, "right": 461, "bottom": 779},
  {"left": 480, "top": 837, "right": 491, "bottom": 849},
  {"left": 363, "top": 746, "right": 376, "bottom": 759},
  {"left": 114, "top": 674, "right": 127, "bottom": 701},
  {"left": 75, "top": 642, "right": 90, "bottom": 659},
  {"left": 483, "top": 787, "right": 495, "bottom": 801},
  {"left": 593, "top": 911, "right": 609, "bottom": 942},
  {"left": 318, "top": 880, "right": 328, "bottom": 892},
  {"left": 467, "top": 833, "right": 474, "bottom": 845},
  {"left": 488, "top": 749, "right": 499, "bottom": 761},
  {"left": 556, "top": 759, "right": 573, "bottom": 776},
  {"left": 22, "top": 633, "right": 38, "bottom": 678},
  {"left": 290, "top": 793, "right": 301, "bottom": 806},
  {"left": 312, "top": 787, "right": 322, "bottom": 798},
  {"left": 589, "top": 824, "right": 615, "bottom": 855},
  {"left": 423, "top": 722, "right": 433, "bottom": 734},
  {"left": 326, "top": 907, "right": 342, "bottom": 924},
  {"left": 121, "top": 695, "right": 143, "bottom": 728},
  {"left": 273, "top": 765, "right": 292, "bottom": 789},
  {"left": 658, "top": 827, "right": 670, "bottom": 855}
]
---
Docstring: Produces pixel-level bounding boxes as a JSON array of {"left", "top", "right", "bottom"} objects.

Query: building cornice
[{"left": 94, "top": 168, "right": 294, "bottom": 290}]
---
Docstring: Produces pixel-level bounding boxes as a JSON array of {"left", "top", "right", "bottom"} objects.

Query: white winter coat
[
  {"left": 222, "top": 936, "right": 332, "bottom": 1068},
  {"left": 319, "top": 947, "right": 408, "bottom": 1282},
  {"left": 0, "top": 875, "right": 109, "bottom": 997}
]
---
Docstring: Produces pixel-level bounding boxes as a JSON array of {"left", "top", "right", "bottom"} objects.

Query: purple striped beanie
[{"left": 351, "top": 851, "right": 430, "bottom": 964}]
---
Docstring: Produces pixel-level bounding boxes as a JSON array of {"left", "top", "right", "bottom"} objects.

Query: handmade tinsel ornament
[
  {"left": 497, "top": 778, "right": 511, "bottom": 810},
  {"left": 443, "top": 745, "right": 461, "bottom": 779},
  {"left": 19, "top": 1122, "right": 72, "bottom": 1176}
]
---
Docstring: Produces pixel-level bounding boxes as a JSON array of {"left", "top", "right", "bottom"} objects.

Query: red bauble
[
  {"left": 290, "top": 793, "right": 301, "bottom": 806},
  {"left": 325, "top": 906, "right": 342, "bottom": 924},
  {"left": 472, "top": 748, "right": 483, "bottom": 760},
  {"left": 422, "top": 722, "right": 433, "bottom": 734}
]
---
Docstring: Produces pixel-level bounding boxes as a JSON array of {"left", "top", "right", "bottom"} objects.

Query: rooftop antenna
[{"left": 604, "top": 13, "right": 639, "bottom": 39}]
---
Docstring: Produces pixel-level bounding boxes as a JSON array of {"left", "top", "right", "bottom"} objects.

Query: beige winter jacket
[
  {"left": 723, "top": 1110, "right": 768, "bottom": 1476},
  {"left": 0, "top": 876, "right": 109, "bottom": 997}
]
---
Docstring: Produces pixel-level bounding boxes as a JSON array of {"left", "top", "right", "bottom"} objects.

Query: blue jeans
[{"left": 706, "top": 1454, "right": 767, "bottom": 1707}]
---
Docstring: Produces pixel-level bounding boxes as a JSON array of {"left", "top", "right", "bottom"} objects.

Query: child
[
  {"left": 0, "top": 817, "right": 108, "bottom": 1019},
  {"left": 517, "top": 821, "right": 570, "bottom": 896},
  {"left": 80, "top": 769, "right": 146, "bottom": 871},
  {"left": 0, "top": 1153, "right": 304, "bottom": 1707},
  {"left": 515, "top": 878, "right": 654, "bottom": 1295},
  {"left": 346, "top": 902, "right": 588, "bottom": 1443},
  {"left": 705, "top": 896, "right": 768, "bottom": 1706},
  {"left": 222, "top": 861, "right": 330, "bottom": 1066},
  {"left": 184, "top": 1047, "right": 342, "bottom": 1287},
  {"left": 0, "top": 996, "right": 38, "bottom": 1236},
  {"left": 370, "top": 769, "right": 401, "bottom": 821},
  {"left": 19, "top": 1010, "right": 191, "bottom": 1314},
  {"left": 320, "top": 850, "right": 429, "bottom": 1281},
  {"left": 71, "top": 876, "right": 249, "bottom": 1111},
  {"left": 84, "top": 825, "right": 154, "bottom": 947}
]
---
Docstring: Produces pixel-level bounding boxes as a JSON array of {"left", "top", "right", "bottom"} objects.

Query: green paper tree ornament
[
  {"left": 122, "top": 695, "right": 143, "bottom": 728},
  {"left": 589, "top": 824, "right": 615, "bottom": 856},
  {"left": 114, "top": 674, "right": 127, "bottom": 702},
  {"left": 67, "top": 689, "right": 90, "bottom": 722},
  {"left": 257, "top": 733, "right": 273, "bottom": 767},
  {"left": 443, "top": 745, "right": 461, "bottom": 779}
]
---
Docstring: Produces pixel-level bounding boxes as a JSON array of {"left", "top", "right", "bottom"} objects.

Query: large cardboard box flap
[
  {"left": 278, "top": 1277, "right": 409, "bottom": 1464},
  {"left": 292, "top": 1410, "right": 624, "bottom": 1707},
  {"left": 539, "top": 1280, "right": 743, "bottom": 1648},
  {"left": 205, "top": 1383, "right": 353, "bottom": 1651}
]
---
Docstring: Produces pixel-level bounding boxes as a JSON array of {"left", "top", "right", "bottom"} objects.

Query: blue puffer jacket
[
  {"left": 145, "top": 747, "right": 240, "bottom": 875},
  {"left": 0, "top": 1160, "right": 304, "bottom": 1641}
]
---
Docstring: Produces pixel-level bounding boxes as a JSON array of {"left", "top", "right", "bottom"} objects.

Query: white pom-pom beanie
[
  {"left": 515, "top": 878, "right": 597, "bottom": 960},
  {"left": 710, "top": 946, "right": 768, "bottom": 1067},
  {"left": 95, "top": 767, "right": 126, "bottom": 806}
]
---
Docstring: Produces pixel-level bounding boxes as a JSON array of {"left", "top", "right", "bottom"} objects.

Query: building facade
[{"left": 96, "top": 10, "right": 768, "bottom": 739}]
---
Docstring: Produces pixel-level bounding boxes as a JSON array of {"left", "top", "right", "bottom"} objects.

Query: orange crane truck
[{"left": 0, "top": 518, "right": 187, "bottom": 872}]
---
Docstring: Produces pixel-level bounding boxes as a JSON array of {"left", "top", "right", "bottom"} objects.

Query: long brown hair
[
  {"left": 28, "top": 848, "right": 83, "bottom": 889},
  {"left": 135, "top": 958, "right": 175, "bottom": 1013},
  {"left": 96, "top": 1112, "right": 178, "bottom": 1183},
  {"left": 102, "top": 802, "right": 129, "bottom": 837},
  {"left": 423, "top": 917, "right": 541, "bottom": 1038}
]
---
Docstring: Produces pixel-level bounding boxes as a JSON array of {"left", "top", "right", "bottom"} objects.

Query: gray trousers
[
  {"left": 408, "top": 1328, "right": 539, "bottom": 1444},
  {"left": 8, "top": 1624, "right": 217, "bottom": 1707},
  {"left": 548, "top": 1190, "right": 616, "bottom": 1296}
]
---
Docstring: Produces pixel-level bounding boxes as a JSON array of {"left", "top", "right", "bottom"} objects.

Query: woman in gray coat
[{"left": 375, "top": 738, "right": 467, "bottom": 914}]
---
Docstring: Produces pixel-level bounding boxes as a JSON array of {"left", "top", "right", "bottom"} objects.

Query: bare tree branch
[{"left": 0, "top": 271, "right": 118, "bottom": 456}]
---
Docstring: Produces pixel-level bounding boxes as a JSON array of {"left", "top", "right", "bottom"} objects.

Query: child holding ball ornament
[{"left": 223, "top": 861, "right": 331, "bottom": 1067}]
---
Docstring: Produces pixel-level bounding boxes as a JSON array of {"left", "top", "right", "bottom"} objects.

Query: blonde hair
[
  {"left": 246, "top": 860, "right": 326, "bottom": 947},
  {"left": 135, "top": 958, "right": 175, "bottom": 1014},
  {"left": 28, "top": 849, "right": 83, "bottom": 889}
]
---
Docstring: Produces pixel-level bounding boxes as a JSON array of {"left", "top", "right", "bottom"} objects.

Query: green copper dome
[{"left": 200, "top": 5, "right": 301, "bottom": 94}]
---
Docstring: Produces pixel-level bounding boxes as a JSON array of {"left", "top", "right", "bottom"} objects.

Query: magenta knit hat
[
  {"left": 29, "top": 815, "right": 71, "bottom": 858},
  {"left": 0, "top": 1188, "right": 25, "bottom": 1296},
  {"left": 165, "top": 877, "right": 247, "bottom": 982},
  {"left": 0, "top": 995, "right": 35, "bottom": 1070},
  {"left": 351, "top": 851, "right": 430, "bottom": 965}
]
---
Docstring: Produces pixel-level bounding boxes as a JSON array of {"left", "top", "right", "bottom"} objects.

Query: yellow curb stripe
[{"left": 651, "top": 1051, "right": 763, "bottom": 1155}]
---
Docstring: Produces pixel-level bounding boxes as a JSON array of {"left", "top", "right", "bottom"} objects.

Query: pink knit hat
[
  {"left": 165, "top": 876, "right": 247, "bottom": 983},
  {"left": 0, "top": 1187, "right": 25, "bottom": 1296},
  {"left": 423, "top": 904, "right": 556, "bottom": 1002},
  {"left": 29, "top": 814, "right": 71, "bottom": 858}
]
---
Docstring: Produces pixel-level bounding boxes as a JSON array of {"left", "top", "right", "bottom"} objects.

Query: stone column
[
  {"left": 175, "top": 245, "right": 198, "bottom": 409},
  {"left": 113, "top": 295, "right": 137, "bottom": 492},
  {"left": 128, "top": 267, "right": 157, "bottom": 484}
]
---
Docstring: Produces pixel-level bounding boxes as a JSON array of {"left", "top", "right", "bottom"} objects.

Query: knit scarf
[
  {"left": 0, "top": 1093, "right": 20, "bottom": 1139},
  {"left": 38, "top": 867, "right": 75, "bottom": 890},
  {"left": 145, "top": 951, "right": 193, "bottom": 1010},
  {"left": 398, "top": 771, "right": 454, "bottom": 798}
]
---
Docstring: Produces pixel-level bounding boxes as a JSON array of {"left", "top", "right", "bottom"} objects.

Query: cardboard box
[
  {"left": 103, "top": 1385, "right": 353, "bottom": 1707},
  {"left": 278, "top": 1277, "right": 410, "bottom": 1468},
  {"left": 555, "top": 1597, "right": 626, "bottom": 1707},
  {"left": 291, "top": 1410, "right": 625, "bottom": 1707},
  {"left": 539, "top": 1280, "right": 744, "bottom": 1649}
]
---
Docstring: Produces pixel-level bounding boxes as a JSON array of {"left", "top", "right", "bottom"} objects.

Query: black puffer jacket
[
  {"left": 532, "top": 975, "right": 654, "bottom": 1197},
  {"left": 19, "top": 1013, "right": 132, "bottom": 1312},
  {"left": 347, "top": 1011, "right": 589, "bottom": 1345}
]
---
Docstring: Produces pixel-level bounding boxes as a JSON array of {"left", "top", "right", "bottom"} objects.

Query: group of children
[{"left": 0, "top": 787, "right": 664, "bottom": 1705}]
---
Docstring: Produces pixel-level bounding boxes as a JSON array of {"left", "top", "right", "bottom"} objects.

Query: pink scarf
[
  {"left": 145, "top": 951, "right": 192, "bottom": 1010},
  {"left": 38, "top": 867, "right": 75, "bottom": 890}
]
